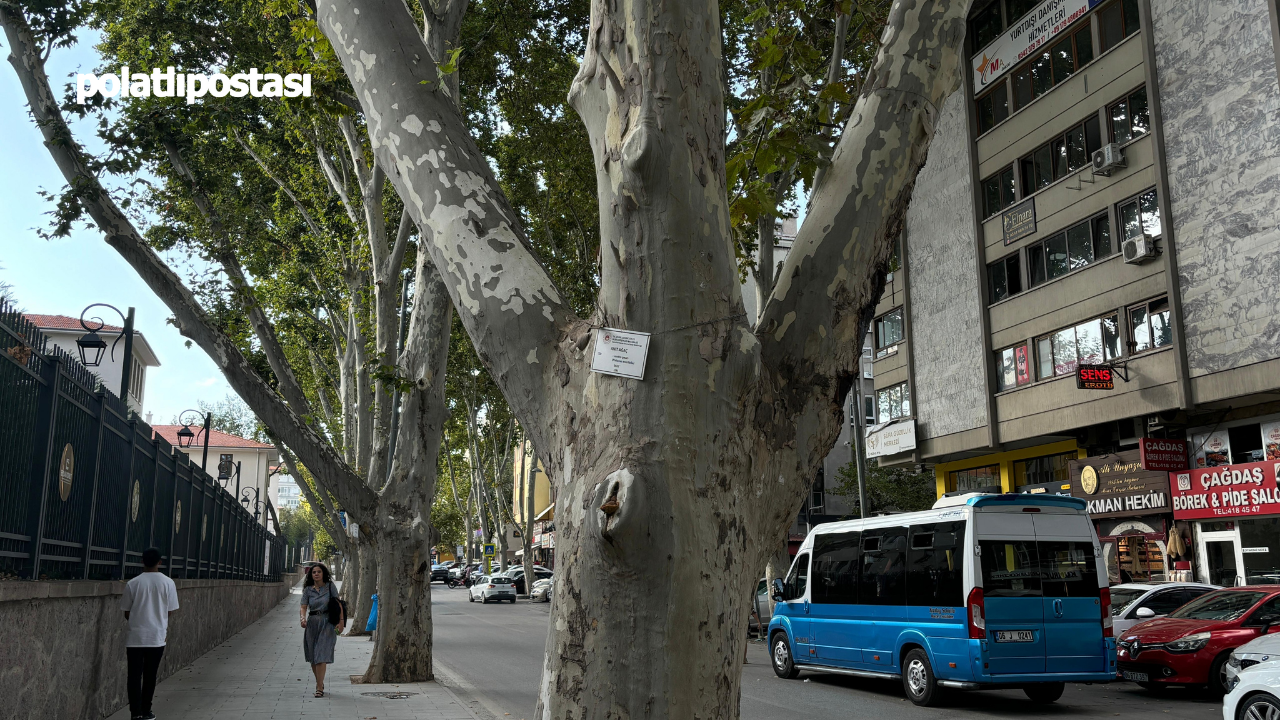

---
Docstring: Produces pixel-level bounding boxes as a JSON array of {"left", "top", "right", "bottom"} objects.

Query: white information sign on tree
[{"left": 590, "top": 328, "right": 651, "bottom": 380}]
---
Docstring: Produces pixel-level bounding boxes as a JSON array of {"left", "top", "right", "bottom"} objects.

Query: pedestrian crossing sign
[{"left": 483, "top": 544, "right": 495, "bottom": 557}]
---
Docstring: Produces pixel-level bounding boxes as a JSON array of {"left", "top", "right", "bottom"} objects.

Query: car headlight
[
  {"left": 1165, "top": 631, "right": 1211, "bottom": 653},
  {"left": 1229, "top": 654, "right": 1241, "bottom": 668}
]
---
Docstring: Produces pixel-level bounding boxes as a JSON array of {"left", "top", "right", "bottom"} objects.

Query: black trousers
[{"left": 126, "top": 646, "right": 165, "bottom": 716}]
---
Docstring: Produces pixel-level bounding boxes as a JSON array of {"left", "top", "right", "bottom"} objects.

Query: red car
[{"left": 1117, "top": 586, "right": 1280, "bottom": 694}]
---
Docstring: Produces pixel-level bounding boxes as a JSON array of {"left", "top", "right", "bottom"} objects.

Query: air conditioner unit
[
  {"left": 1092, "top": 143, "right": 1126, "bottom": 176},
  {"left": 1122, "top": 234, "right": 1159, "bottom": 264}
]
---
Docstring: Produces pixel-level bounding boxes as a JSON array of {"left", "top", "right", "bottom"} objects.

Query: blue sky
[{"left": 0, "top": 34, "right": 233, "bottom": 425}]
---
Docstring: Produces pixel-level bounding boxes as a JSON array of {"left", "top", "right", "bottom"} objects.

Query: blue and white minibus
[{"left": 767, "top": 492, "right": 1116, "bottom": 705}]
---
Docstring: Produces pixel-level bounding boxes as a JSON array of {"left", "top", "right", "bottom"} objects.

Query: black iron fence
[{"left": 0, "top": 300, "right": 286, "bottom": 582}]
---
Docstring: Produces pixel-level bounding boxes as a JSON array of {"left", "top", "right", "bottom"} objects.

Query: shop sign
[
  {"left": 1171, "top": 461, "right": 1280, "bottom": 520},
  {"left": 972, "top": 0, "right": 1102, "bottom": 95},
  {"left": 1140, "top": 438, "right": 1189, "bottom": 472},
  {"left": 866, "top": 420, "right": 917, "bottom": 459},
  {"left": 1076, "top": 364, "right": 1114, "bottom": 390},
  {"left": 1069, "top": 450, "right": 1171, "bottom": 519},
  {"left": 1002, "top": 198, "right": 1037, "bottom": 245}
]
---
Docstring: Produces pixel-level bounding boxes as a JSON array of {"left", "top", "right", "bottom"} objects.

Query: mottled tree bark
[{"left": 315, "top": 0, "right": 972, "bottom": 715}]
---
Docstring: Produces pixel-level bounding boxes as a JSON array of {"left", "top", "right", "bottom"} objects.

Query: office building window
[
  {"left": 875, "top": 308, "right": 904, "bottom": 357},
  {"left": 988, "top": 252, "right": 1023, "bottom": 303},
  {"left": 877, "top": 382, "right": 911, "bottom": 423},
  {"left": 971, "top": 0, "right": 1004, "bottom": 50},
  {"left": 864, "top": 396, "right": 875, "bottom": 424},
  {"left": 1035, "top": 313, "right": 1121, "bottom": 379},
  {"left": 981, "top": 165, "right": 1017, "bottom": 218},
  {"left": 1019, "top": 115, "right": 1103, "bottom": 196},
  {"left": 1011, "top": 20, "right": 1093, "bottom": 111},
  {"left": 1098, "top": 0, "right": 1141, "bottom": 54},
  {"left": 1118, "top": 188, "right": 1161, "bottom": 243},
  {"left": 977, "top": 81, "right": 1010, "bottom": 134},
  {"left": 1013, "top": 451, "right": 1076, "bottom": 488},
  {"left": 995, "top": 343, "right": 1032, "bottom": 392},
  {"left": 1025, "top": 214, "right": 1112, "bottom": 287},
  {"left": 1109, "top": 86, "right": 1150, "bottom": 144},
  {"left": 946, "top": 464, "right": 1000, "bottom": 493},
  {"left": 1128, "top": 296, "right": 1173, "bottom": 354}
]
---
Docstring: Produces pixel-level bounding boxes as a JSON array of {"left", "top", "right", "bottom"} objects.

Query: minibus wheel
[
  {"left": 771, "top": 632, "right": 800, "bottom": 679},
  {"left": 1024, "top": 682, "right": 1065, "bottom": 703},
  {"left": 902, "top": 649, "right": 941, "bottom": 706}
]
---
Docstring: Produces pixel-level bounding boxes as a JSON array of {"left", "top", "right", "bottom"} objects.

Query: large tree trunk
[
  {"left": 346, "top": 534, "right": 378, "bottom": 636},
  {"left": 318, "top": 0, "right": 972, "bottom": 714}
]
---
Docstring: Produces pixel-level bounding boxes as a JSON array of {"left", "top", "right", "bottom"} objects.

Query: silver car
[
  {"left": 530, "top": 577, "right": 554, "bottom": 602},
  {"left": 1110, "top": 581, "right": 1218, "bottom": 637}
]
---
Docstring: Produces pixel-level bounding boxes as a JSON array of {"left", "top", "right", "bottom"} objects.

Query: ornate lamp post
[
  {"left": 241, "top": 486, "right": 264, "bottom": 521},
  {"left": 176, "top": 409, "right": 213, "bottom": 473},
  {"left": 75, "top": 304, "right": 135, "bottom": 401}
]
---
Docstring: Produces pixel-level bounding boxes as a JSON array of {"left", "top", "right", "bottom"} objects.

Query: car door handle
[{"left": 1053, "top": 599, "right": 1063, "bottom": 617}]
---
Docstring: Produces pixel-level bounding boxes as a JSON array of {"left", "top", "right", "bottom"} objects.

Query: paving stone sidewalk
[{"left": 108, "top": 585, "right": 479, "bottom": 720}]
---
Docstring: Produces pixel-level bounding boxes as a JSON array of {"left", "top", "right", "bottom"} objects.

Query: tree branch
[{"left": 757, "top": 0, "right": 971, "bottom": 383}]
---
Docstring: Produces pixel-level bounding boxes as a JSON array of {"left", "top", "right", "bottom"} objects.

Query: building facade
[
  {"left": 151, "top": 426, "right": 280, "bottom": 527},
  {"left": 868, "top": 0, "right": 1280, "bottom": 584},
  {"left": 26, "top": 314, "right": 160, "bottom": 414}
]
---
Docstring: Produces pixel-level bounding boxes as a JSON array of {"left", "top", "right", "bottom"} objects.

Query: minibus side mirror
[{"left": 771, "top": 578, "right": 786, "bottom": 603}]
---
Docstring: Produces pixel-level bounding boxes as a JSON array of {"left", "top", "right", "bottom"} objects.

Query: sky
[{"left": 0, "top": 33, "right": 234, "bottom": 426}]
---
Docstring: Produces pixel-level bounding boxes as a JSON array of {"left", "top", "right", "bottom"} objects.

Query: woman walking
[{"left": 300, "top": 563, "right": 345, "bottom": 697}]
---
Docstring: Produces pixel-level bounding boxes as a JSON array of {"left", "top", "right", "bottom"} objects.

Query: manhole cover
[{"left": 361, "top": 691, "right": 419, "bottom": 699}]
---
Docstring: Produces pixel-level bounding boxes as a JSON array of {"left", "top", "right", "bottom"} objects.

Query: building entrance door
[{"left": 1199, "top": 529, "right": 1242, "bottom": 587}]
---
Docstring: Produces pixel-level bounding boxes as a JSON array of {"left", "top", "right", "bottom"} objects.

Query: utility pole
[{"left": 852, "top": 384, "right": 870, "bottom": 519}]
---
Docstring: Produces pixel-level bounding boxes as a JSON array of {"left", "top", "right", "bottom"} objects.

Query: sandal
[{"left": 315, "top": 689, "right": 324, "bottom": 698}]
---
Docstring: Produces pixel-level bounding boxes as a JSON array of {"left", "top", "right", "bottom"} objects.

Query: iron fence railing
[{"left": 0, "top": 299, "right": 286, "bottom": 582}]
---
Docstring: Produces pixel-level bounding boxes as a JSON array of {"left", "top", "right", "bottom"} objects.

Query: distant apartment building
[
  {"left": 276, "top": 474, "right": 301, "bottom": 510},
  {"left": 866, "top": 0, "right": 1280, "bottom": 584}
]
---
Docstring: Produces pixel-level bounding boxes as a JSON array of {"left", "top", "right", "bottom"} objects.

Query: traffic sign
[{"left": 483, "top": 543, "right": 495, "bottom": 557}]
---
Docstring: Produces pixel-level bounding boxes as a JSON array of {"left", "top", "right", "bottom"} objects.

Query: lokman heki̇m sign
[{"left": 76, "top": 67, "right": 311, "bottom": 105}]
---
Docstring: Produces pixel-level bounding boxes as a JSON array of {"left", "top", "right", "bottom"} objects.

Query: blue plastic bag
[{"left": 366, "top": 593, "right": 378, "bottom": 632}]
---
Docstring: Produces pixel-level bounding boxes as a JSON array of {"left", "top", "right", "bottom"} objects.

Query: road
[{"left": 429, "top": 586, "right": 1221, "bottom": 720}]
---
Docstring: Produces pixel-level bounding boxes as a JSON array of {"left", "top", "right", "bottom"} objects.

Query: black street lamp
[
  {"left": 176, "top": 409, "right": 213, "bottom": 474},
  {"left": 76, "top": 303, "right": 136, "bottom": 401},
  {"left": 241, "top": 486, "right": 263, "bottom": 521}
]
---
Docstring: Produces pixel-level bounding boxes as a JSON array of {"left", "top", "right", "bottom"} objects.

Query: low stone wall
[{"left": 0, "top": 571, "right": 301, "bottom": 720}]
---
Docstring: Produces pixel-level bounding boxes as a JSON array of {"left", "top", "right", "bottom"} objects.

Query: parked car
[
  {"left": 469, "top": 575, "right": 517, "bottom": 603},
  {"left": 749, "top": 578, "right": 772, "bottom": 636},
  {"left": 504, "top": 566, "right": 553, "bottom": 594},
  {"left": 530, "top": 577, "right": 554, "bottom": 602},
  {"left": 768, "top": 493, "right": 1116, "bottom": 707},
  {"left": 1225, "top": 627, "right": 1280, "bottom": 688},
  {"left": 1110, "top": 582, "right": 1219, "bottom": 636},
  {"left": 1224, "top": 657, "right": 1280, "bottom": 719},
  {"left": 430, "top": 563, "right": 452, "bottom": 583},
  {"left": 1117, "top": 586, "right": 1280, "bottom": 694}
]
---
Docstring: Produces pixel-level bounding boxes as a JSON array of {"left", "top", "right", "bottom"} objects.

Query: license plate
[
  {"left": 995, "top": 630, "right": 1035, "bottom": 643},
  {"left": 1122, "top": 670, "right": 1149, "bottom": 683}
]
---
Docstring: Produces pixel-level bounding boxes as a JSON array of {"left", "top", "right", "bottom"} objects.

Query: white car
[
  {"left": 1109, "top": 581, "right": 1219, "bottom": 636},
  {"left": 1226, "top": 631, "right": 1280, "bottom": 687},
  {"left": 1224, "top": 658, "right": 1280, "bottom": 720},
  {"left": 468, "top": 575, "right": 517, "bottom": 604}
]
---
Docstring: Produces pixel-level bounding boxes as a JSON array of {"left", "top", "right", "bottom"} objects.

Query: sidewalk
[{"left": 107, "top": 585, "right": 479, "bottom": 720}]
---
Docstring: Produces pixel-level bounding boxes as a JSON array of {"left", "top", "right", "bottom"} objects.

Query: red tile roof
[
  {"left": 25, "top": 313, "right": 125, "bottom": 333},
  {"left": 151, "top": 425, "right": 275, "bottom": 449}
]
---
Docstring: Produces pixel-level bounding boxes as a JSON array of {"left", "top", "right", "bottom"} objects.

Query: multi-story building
[
  {"left": 276, "top": 474, "right": 302, "bottom": 510},
  {"left": 869, "top": 0, "right": 1280, "bottom": 585},
  {"left": 26, "top": 313, "right": 160, "bottom": 414},
  {"left": 151, "top": 426, "right": 280, "bottom": 526}
]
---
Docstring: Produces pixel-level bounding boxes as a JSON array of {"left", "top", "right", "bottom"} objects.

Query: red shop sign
[
  {"left": 1140, "top": 437, "right": 1188, "bottom": 472},
  {"left": 1170, "top": 461, "right": 1280, "bottom": 520}
]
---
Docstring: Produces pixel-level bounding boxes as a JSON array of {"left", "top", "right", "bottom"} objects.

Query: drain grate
[{"left": 361, "top": 691, "right": 419, "bottom": 699}]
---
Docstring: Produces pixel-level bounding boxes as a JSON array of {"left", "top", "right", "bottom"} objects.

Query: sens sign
[{"left": 1077, "top": 364, "right": 1114, "bottom": 390}]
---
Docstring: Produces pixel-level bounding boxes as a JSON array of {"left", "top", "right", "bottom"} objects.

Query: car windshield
[
  {"left": 1110, "top": 587, "right": 1149, "bottom": 616},
  {"left": 1167, "top": 590, "right": 1266, "bottom": 621}
]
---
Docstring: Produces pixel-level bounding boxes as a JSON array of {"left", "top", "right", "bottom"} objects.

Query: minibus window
[
  {"left": 908, "top": 522, "right": 967, "bottom": 607},
  {"left": 1039, "top": 541, "right": 1101, "bottom": 598},
  {"left": 980, "top": 540, "right": 1042, "bottom": 597},
  {"left": 784, "top": 553, "right": 809, "bottom": 600},
  {"left": 858, "top": 528, "right": 907, "bottom": 605},
  {"left": 812, "top": 531, "right": 860, "bottom": 604}
]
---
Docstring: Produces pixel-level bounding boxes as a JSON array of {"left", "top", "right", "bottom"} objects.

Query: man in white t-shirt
[{"left": 121, "top": 547, "right": 179, "bottom": 720}]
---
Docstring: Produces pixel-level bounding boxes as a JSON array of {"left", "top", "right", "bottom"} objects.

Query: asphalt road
[{"left": 429, "top": 586, "right": 1221, "bottom": 720}]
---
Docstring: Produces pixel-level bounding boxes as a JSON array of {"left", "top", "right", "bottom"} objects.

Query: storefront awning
[{"left": 534, "top": 503, "right": 555, "bottom": 522}]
